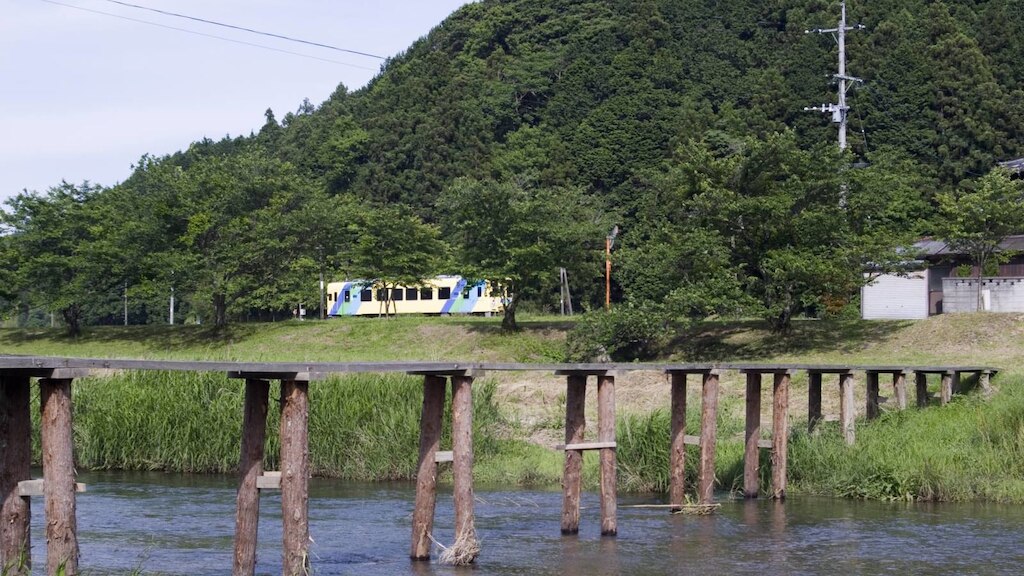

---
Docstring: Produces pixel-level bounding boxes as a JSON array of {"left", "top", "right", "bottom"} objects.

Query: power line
[
  {"left": 100, "top": 0, "right": 386, "bottom": 60},
  {"left": 37, "top": 0, "right": 377, "bottom": 70}
]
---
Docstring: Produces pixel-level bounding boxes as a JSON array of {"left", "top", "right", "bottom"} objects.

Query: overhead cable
[{"left": 100, "top": 0, "right": 386, "bottom": 59}]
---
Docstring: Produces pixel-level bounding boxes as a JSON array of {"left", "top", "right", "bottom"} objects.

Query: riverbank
[{"left": 3, "top": 313, "right": 1022, "bottom": 501}]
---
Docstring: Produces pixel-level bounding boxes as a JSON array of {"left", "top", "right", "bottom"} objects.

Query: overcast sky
[{"left": 1, "top": 0, "right": 472, "bottom": 202}]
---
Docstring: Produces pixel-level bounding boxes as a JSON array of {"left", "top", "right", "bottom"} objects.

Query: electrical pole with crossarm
[{"left": 804, "top": 1, "right": 865, "bottom": 151}]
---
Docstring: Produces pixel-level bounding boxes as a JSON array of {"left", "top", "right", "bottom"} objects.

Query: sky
[{"left": 0, "top": 0, "right": 473, "bottom": 202}]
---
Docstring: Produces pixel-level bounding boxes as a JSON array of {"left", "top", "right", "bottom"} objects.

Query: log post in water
[
  {"left": 771, "top": 372, "right": 790, "bottom": 500},
  {"left": 916, "top": 372, "right": 929, "bottom": 408},
  {"left": 743, "top": 371, "right": 761, "bottom": 499},
  {"left": 839, "top": 372, "right": 856, "bottom": 445},
  {"left": 450, "top": 374, "right": 478, "bottom": 562},
  {"left": 698, "top": 371, "right": 720, "bottom": 505},
  {"left": 940, "top": 371, "right": 953, "bottom": 406},
  {"left": 865, "top": 371, "right": 880, "bottom": 420},
  {"left": 561, "top": 374, "right": 587, "bottom": 534},
  {"left": 668, "top": 372, "right": 687, "bottom": 510},
  {"left": 893, "top": 371, "right": 908, "bottom": 410},
  {"left": 597, "top": 374, "right": 616, "bottom": 536},
  {"left": 234, "top": 379, "right": 270, "bottom": 576},
  {"left": 280, "top": 379, "right": 310, "bottom": 576},
  {"left": 411, "top": 375, "right": 446, "bottom": 560},
  {"left": 0, "top": 373, "right": 31, "bottom": 574},
  {"left": 40, "top": 378, "right": 79, "bottom": 576},
  {"left": 808, "top": 372, "right": 823, "bottom": 434}
]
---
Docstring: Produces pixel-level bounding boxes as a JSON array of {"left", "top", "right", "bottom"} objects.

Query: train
[{"left": 325, "top": 276, "right": 507, "bottom": 316}]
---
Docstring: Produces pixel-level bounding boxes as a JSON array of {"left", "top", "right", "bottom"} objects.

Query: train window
[
  {"left": 476, "top": 286, "right": 482, "bottom": 297},
  {"left": 343, "top": 290, "right": 350, "bottom": 303},
  {"left": 360, "top": 289, "right": 372, "bottom": 301},
  {"left": 376, "top": 288, "right": 386, "bottom": 301},
  {"left": 406, "top": 288, "right": 418, "bottom": 301},
  {"left": 421, "top": 287, "right": 433, "bottom": 300},
  {"left": 462, "top": 288, "right": 470, "bottom": 299},
  {"left": 439, "top": 287, "right": 452, "bottom": 299},
  {"left": 392, "top": 288, "right": 403, "bottom": 301}
]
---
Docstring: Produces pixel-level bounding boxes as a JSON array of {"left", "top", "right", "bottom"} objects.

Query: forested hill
[
  {"left": 272, "top": 0, "right": 1024, "bottom": 207},
  {"left": 3, "top": 0, "right": 1024, "bottom": 335}
]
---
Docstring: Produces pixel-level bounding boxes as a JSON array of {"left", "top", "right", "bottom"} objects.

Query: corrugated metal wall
[{"left": 861, "top": 273, "right": 929, "bottom": 320}]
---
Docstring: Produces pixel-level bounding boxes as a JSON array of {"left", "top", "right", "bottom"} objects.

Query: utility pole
[
  {"left": 605, "top": 226, "right": 619, "bottom": 311},
  {"left": 804, "top": 0, "right": 865, "bottom": 151},
  {"left": 123, "top": 280, "right": 128, "bottom": 326}
]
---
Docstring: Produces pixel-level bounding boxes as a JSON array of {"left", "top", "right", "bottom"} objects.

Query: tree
[
  {"left": 438, "top": 178, "right": 606, "bottom": 330},
  {"left": 623, "top": 132, "right": 927, "bottom": 331},
  {"left": 348, "top": 206, "right": 444, "bottom": 317},
  {"left": 1, "top": 183, "right": 109, "bottom": 336},
  {"left": 937, "top": 167, "right": 1024, "bottom": 309}
]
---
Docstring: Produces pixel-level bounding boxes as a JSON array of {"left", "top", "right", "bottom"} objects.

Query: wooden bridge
[{"left": 0, "top": 356, "right": 997, "bottom": 575}]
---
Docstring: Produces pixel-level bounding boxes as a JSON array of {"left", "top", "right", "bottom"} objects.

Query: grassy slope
[{"left": 3, "top": 313, "right": 1022, "bottom": 500}]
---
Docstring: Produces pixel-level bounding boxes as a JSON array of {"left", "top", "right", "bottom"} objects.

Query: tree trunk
[
  {"left": 61, "top": 304, "right": 82, "bottom": 337},
  {"left": 501, "top": 294, "right": 519, "bottom": 331},
  {"left": 213, "top": 293, "right": 227, "bottom": 326}
]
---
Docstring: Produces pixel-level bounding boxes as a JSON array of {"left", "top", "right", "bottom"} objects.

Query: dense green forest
[{"left": 2, "top": 0, "right": 1023, "bottom": 339}]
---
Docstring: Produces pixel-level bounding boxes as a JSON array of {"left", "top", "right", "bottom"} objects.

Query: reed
[{"left": 70, "top": 371, "right": 504, "bottom": 480}]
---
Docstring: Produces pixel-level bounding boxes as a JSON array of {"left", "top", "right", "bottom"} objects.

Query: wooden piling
[
  {"left": 771, "top": 372, "right": 790, "bottom": 500},
  {"left": 279, "top": 379, "right": 310, "bottom": 576},
  {"left": 0, "top": 374, "right": 31, "bottom": 574},
  {"left": 561, "top": 374, "right": 586, "bottom": 535},
  {"left": 743, "top": 372, "right": 761, "bottom": 499},
  {"left": 668, "top": 372, "right": 687, "bottom": 510},
  {"left": 865, "top": 372, "right": 880, "bottom": 420},
  {"left": 234, "top": 379, "right": 270, "bottom": 576},
  {"left": 698, "top": 372, "right": 720, "bottom": 505},
  {"left": 450, "top": 375, "right": 477, "bottom": 560},
  {"left": 940, "top": 372, "right": 953, "bottom": 405},
  {"left": 893, "top": 371, "right": 908, "bottom": 410},
  {"left": 980, "top": 370, "right": 993, "bottom": 394},
  {"left": 40, "top": 378, "right": 79, "bottom": 575},
  {"left": 597, "top": 374, "right": 616, "bottom": 536},
  {"left": 915, "top": 372, "right": 928, "bottom": 408},
  {"left": 808, "top": 372, "right": 822, "bottom": 434},
  {"left": 839, "top": 372, "right": 855, "bottom": 445},
  {"left": 411, "top": 375, "right": 446, "bottom": 560}
]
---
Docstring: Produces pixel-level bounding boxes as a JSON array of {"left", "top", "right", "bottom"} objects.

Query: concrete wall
[{"left": 942, "top": 277, "right": 1024, "bottom": 313}]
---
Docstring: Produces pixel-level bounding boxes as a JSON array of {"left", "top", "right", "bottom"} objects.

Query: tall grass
[
  {"left": 789, "top": 375, "right": 1024, "bottom": 502},
  {"left": 610, "top": 376, "right": 1024, "bottom": 502},
  {"left": 70, "top": 371, "right": 504, "bottom": 480}
]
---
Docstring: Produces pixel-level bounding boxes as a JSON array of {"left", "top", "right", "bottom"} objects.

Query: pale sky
[{"left": 1, "top": 0, "right": 473, "bottom": 202}]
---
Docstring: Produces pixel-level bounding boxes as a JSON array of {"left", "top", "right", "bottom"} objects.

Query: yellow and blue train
[{"left": 326, "top": 276, "right": 506, "bottom": 316}]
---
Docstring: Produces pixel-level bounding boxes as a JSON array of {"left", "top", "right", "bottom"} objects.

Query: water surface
[{"left": 25, "top": 471, "right": 1024, "bottom": 574}]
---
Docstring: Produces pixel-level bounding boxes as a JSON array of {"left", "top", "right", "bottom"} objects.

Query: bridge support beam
[
  {"left": 0, "top": 373, "right": 32, "bottom": 575},
  {"left": 410, "top": 375, "right": 445, "bottom": 560},
  {"left": 771, "top": 372, "right": 790, "bottom": 500},
  {"left": 280, "top": 379, "right": 310, "bottom": 576},
  {"left": 668, "top": 372, "right": 687, "bottom": 509},
  {"left": 698, "top": 372, "right": 720, "bottom": 505},
  {"left": 597, "top": 374, "right": 616, "bottom": 536},
  {"left": 743, "top": 372, "right": 761, "bottom": 499},
  {"left": 234, "top": 379, "right": 270, "bottom": 576}
]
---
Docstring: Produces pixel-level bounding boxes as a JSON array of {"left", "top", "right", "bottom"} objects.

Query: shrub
[{"left": 564, "top": 304, "right": 667, "bottom": 362}]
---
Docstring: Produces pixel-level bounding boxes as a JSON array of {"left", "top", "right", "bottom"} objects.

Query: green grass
[
  {"left": 69, "top": 371, "right": 506, "bottom": 480},
  {"left": 0, "top": 315, "right": 568, "bottom": 363}
]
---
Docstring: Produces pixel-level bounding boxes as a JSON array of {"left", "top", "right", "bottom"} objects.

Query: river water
[{"left": 24, "top": 471, "right": 1024, "bottom": 574}]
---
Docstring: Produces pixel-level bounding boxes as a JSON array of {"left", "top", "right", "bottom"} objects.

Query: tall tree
[
  {"left": 348, "top": 206, "right": 445, "bottom": 317},
  {"left": 438, "top": 178, "right": 606, "bottom": 330},
  {"left": 937, "top": 167, "right": 1024, "bottom": 308}
]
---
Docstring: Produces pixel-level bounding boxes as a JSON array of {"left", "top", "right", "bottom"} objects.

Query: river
[{"left": 23, "top": 471, "right": 1024, "bottom": 574}]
